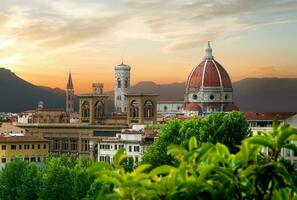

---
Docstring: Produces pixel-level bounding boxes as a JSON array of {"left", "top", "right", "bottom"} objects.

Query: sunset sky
[{"left": 0, "top": 0, "right": 297, "bottom": 93}]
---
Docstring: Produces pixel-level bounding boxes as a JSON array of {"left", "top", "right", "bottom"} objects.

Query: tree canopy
[{"left": 142, "top": 112, "right": 252, "bottom": 167}]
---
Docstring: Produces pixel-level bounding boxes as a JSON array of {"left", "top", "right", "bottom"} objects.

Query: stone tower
[
  {"left": 66, "top": 72, "right": 74, "bottom": 113},
  {"left": 114, "top": 62, "right": 131, "bottom": 113}
]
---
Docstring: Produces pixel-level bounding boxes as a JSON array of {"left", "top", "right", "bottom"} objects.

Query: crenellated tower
[{"left": 66, "top": 72, "right": 74, "bottom": 113}]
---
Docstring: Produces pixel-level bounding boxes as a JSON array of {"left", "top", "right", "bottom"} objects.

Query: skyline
[{"left": 0, "top": 0, "right": 297, "bottom": 92}]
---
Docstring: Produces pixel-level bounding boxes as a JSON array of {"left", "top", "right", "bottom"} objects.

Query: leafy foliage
[
  {"left": 88, "top": 121, "right": 297, "bottom": 200},
  {"left": 142, "top": 112, "right": 252, "bottom": 167},
  {"left": 0, "top": 158, "right": 41, "bottom": 200}
]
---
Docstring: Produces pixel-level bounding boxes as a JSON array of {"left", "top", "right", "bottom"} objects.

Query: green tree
[
  {"left": 0, "top": 158, "right": 41, "bottom": 200},
  {"left": 142, "top": 112, "right": 251, "bottom": 167},
  {"left": 142, "top": 119, "right": 183, "bottom": 167},
  {"left": 39, "top": 155, "right": 93, "bottom": 200}
]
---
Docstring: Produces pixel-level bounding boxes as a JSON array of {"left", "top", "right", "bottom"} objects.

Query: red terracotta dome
[
  {"left": 184, "top": 102, "right": 202, "bottom": 112},
  {"left": 186, "top": 43, "right": 232, "bottom": 91}
]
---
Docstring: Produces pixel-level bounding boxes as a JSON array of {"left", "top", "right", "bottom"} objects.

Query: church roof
[{"left": 186, "top": 43, "right": 232, "bottom": 91}]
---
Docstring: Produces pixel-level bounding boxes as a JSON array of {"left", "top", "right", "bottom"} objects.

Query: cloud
[
  {"left": 0, "top": 14, "right": 8, "bottom": 26},
  {"left": 250, "top": 66, "right": 297, "bottom": 77},
  {"left": 122, "top": 0, "right": 297, "bottom": 51},
  {"left": 1, "top": 0, "right": 297, "bottom": 53}
]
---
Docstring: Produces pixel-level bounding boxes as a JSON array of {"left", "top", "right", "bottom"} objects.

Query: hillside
[{"left": 0, "top": 68, "right": 69, "bottom": 112}]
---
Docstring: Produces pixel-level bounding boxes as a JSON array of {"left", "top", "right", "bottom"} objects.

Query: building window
[
  {"left": 144, "top": 100, "right": 154, "bottom": 118},
  {"left": 53, "top": 139, "right": 59, "bottom": 150},
  {"left": 11, "top": 145, "right": 16, "bottom": 150},
  {"left": 70, "top": 140, "right": 77, "bottom": 151},
  {"left": 37, "top": 157, "right": 41, "bottom": 162},
  {"left": 115, "top": 145, "right": 117, "bottom": 150},
  {"left": 105, "top": 156, "right": 110, "bottom": 163},
  {"left": 117, "top": 79, "right": 121, "bottom": 88},
  {"left": 43, "top": 144, "right": 47, "bottom": 149},
  {"left": 177, "top": 106, "right": 180, "bottom": 110},
  {"left": 19, "top": 145, "right": 22, "bottom": 150},
  {"left": 62, "top": 140, "right": 69, "bottom": 150},
  {"left": 32, "top": 144, "right": 35, "bottom": 149},
  {"left": 24, "top": 157, "right": 29, "bottom": 161},
  {"left": 210, "top": 94, "right": 214, "bottom": 100},
  {"left": 135, "top": 156, "right": 139, "bottom": 163},
  {"left": 31, "top": 157, "right": 36, "bottom": 162},
  {"left": 99, "top": 156, "right": 104, "bottom": 161},
  {"left": 225, "top": 95, "right": 228, "bottom": 100},
  {"left": 1, "top": 145, "right": 6, "bottom": 150},
  {"left": 1, "top": 158, "right": 6, "bottom": 163},
  {"left": 38, "top": 144, "right": 40, "bottom": 149},
  {"left": 125, "top": 79, "right": 128, "bottom": 88},
  {"left": 24, "top": 144, "right": 30, "bottom": 150},
  {"left": 192, "top": 94, "right": 197, "bottom": 100},
  {"left": 94, "top": 101, "right": 104, "bottom": 118},
  {"left": 82, "top": 140, "right": 89, "bottom": 152},
  {"left": 129, "top": 146, "right": 132, "bottom": 152},
  {"left": 81, "top": 101, "right": 90, "bottom": 118},
  {"left": 130, "top": 100, "right": 139, "bottom": 118},
  {"left": 134, "top": 146, "right": 140, "bottom": 152},
  {"left": 164, "top": 106, "right": 167, "bottom": 111}
]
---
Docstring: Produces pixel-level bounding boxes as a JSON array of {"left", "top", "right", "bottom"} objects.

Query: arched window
[
  {"left": 130, "top": 100, "right": 139, "bottom": 118},
  {"left": 117, "top": 78, "right": 121, "bottom": 88},
  {"left": 81, "top": 101, "right": 90, "bottom": 118},
  {"left": 94, "top": 101, "right": 104, "bottom": 118},
  {"left": 144, "top": 100, "right": 154, "bottom": 118},
  {"left": 125, "top": 79, "right": 128, "bottom": 88}
]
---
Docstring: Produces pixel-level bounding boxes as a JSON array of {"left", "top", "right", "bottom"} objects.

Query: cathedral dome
[{"left": 186, "top": 42, "right": 232, "bottom": 91}]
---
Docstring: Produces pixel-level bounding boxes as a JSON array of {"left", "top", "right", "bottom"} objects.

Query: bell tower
[
  {"left": 114, "top": 62, "right": 131, "bottom": 113},
  {"left": 66, "top": 72, "right": 74, "bottom": 113}
]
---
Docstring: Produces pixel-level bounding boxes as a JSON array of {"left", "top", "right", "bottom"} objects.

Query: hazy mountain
[
  {"left": 1, "top": 68, "right": 296, "bottom": 112},
  {"left": 233, "top": 78, "right": 297, "bottom": 112},
  {"left": 0, "top": 68, "right": 69, "bottom": 112}
]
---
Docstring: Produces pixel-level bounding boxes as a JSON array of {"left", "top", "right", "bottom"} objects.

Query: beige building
[{"left": 0, "top": 134, "right": 49, "bottom": 164}]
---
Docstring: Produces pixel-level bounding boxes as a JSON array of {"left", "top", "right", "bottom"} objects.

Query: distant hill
[
  {"left": 0, "top": 68, "right": 296, "bottom": 112},
  {"left": 0, "top": 68, "right": 73, "bottom": 113},
  {"left": 233, "top": 78, "right": 297, "bottom": 112}
]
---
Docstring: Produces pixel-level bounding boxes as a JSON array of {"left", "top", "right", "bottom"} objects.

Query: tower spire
[
  {"left": 205, "top": 41, "right": 213, "bottom": 60},
  {"left": 67, "top": 71, "right": 74, "bottom": 89},
  {"left": 66, "top": 71, "right": 74, "bottom": 113}
]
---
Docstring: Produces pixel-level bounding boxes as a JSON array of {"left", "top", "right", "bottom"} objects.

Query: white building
[
  {"left": 97, "top": 129, "right": 157, "bottom": 163},
  {"left": 157, "top": 101, "right": 184, "bottom": 117},
  {"left": 245, "top": 112, "right": 297, "bottom": 166},
  {"left": 17, "top": 110, "right": 35, "bottom": 124},
  {"left": 114, "top": 62, "right": 131, "bottom": 113}
]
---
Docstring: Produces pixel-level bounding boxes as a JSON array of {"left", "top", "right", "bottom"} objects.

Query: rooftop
[
  {"left": 244, "top": 112, "right": 297, "bottom": 121},
  {"left": 0, "top": 135, "right": 48, "bottom": 143}
]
